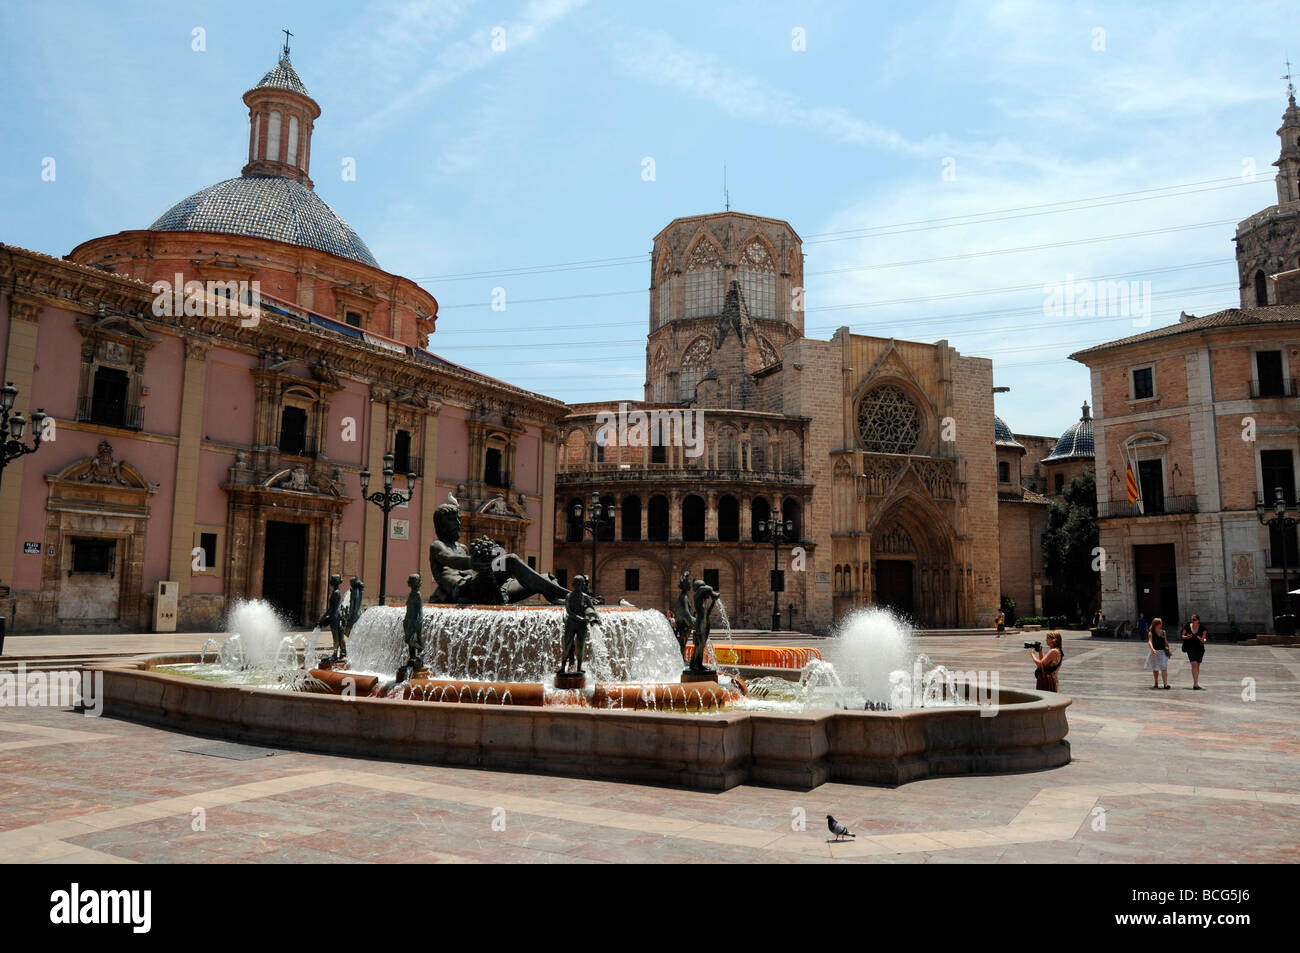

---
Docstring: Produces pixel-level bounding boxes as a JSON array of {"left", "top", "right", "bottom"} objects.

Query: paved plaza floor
[{"left": 0, "top": 630, "right": 1296, "bottom": 863}]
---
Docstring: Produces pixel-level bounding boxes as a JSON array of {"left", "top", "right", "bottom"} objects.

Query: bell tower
[
  {"left": 241, "top": 33, "right": 321, "bottom": 187},
  {"left": 1235, "top": 67, "right": 1300, "bottom": 307}
]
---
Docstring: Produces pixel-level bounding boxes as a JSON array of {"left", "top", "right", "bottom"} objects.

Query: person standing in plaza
[
  {"left": 1144, "top": 617, "right": 1171, "bottom": 689},
  {"left": 1135, "top": 612, "right": 1148, "bottom": 643},
  {"left": 996, "top": 610, "right": 1005, "bottom": 637},
  {"left": 1182, "top": 613, "right": 1208, "bottom": 690},
  {"left": 1030, "top": 631, "right": 1064, "bottom": 691}
]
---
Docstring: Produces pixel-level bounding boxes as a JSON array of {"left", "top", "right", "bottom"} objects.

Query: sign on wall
[
  {"left": 23, "top": 542, "right": 40, "bottom": 555},
  {"left": 389, "top": 519, "right": 410, "bottom": 540}
]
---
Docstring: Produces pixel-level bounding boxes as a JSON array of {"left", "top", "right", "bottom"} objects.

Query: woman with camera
[
  {"left": 1144, "top": 617, "right": 1171, "bottom": 689},
  {"left": 1181, "top": 613, "right": 1208, "bottom": 690},
  {"left": 1029, "top": 631, "right": 1064, "bottom": 691}
]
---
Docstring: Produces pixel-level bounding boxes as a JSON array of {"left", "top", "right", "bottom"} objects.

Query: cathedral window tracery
[{"left": 856, "top": 384, "right": 921, "bottom": 455}]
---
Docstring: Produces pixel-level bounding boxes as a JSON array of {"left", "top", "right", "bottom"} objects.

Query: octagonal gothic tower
[{"left": 645, "top": 212, "right": 804, "bottom": 408}]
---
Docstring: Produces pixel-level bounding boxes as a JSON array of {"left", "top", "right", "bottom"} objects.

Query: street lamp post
[
  {"left": 1258, "top": 485, "right": 1299, "bottom": 637},
  {"left": 0, "top": 381, "right": 47, "bottom": 493},
  {"left": 756, "top": 513, "right": 796, "bottom": 632},
  {"left": 571, "top": 491, "right": 613, "bottom": 601},
  {"left": 360, "top": 451, "right": 415, "bottom": 605}
]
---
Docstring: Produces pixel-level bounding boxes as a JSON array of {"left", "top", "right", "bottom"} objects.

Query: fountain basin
[{"left": 88, "top": 654, "right": 1071, "bottom": 791}]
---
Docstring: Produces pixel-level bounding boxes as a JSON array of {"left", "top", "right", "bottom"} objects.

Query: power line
[
  {"left": 432, "top": 257, "right": 1232, "bottom": 324},
  {"left": 429, "top": 284, "right": 1235, "bottom": 363},
  {"left": 412, "top": 174, "right": 1268, "bottom": 284}
]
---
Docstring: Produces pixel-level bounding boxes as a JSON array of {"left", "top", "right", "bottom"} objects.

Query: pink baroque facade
[{"left": 0, "top": 55, "right": 564, "bottom": 632}]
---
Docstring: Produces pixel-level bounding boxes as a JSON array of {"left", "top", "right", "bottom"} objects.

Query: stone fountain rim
[{"left": 96, "top": 653, "right": 1072, "bottom": 721}]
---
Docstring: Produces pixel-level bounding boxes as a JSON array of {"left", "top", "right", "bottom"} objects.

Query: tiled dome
[
  {"left": 994, "top": 415, "right": 1025, "bottom": 450},
  {"left": 1044, "top": 403, "right": 1095, "bottom": 462},
  {"left": 254, "top": 58, "right": 310, "bottom": 97},
  {"left": 149, "top": 175, "right": 379, "bottom": 268}
]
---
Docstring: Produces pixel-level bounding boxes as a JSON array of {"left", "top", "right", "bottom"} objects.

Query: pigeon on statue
[{"left": 827, "top": 814, "right": 855, "bottom": 841}]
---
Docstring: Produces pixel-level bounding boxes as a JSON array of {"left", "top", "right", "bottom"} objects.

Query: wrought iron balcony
[
  {"left": 1097, "top": 494, "right": 1198, "bottom": 519},
  {"left": 76, "top": 395, "right": 143, "bottom": 431},
  {"left": 1248, "top": 378, "right": 1298, "bottom": 398},
  {"left": 276, "top": 431, "right": 318, "bottom": 457}
]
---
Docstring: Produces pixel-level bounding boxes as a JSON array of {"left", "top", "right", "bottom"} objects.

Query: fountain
[{"left": 91, "top": 521, "right": 1070, "bottom": 790}]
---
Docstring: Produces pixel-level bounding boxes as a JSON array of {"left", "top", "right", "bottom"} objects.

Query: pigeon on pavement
[{"left": 827, "top": 814, "right": 855, "bottom": 840}]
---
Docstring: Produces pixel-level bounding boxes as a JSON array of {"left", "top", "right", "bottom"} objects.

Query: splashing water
[
  {"left": 735, "top": 607, "right": 977, "bottom": 711},
  {"left": 158, "top": 599, "right": 317, "bottom": 690},
  {"left": 346, "top": 605, "right": 685, "bottom": 684}
]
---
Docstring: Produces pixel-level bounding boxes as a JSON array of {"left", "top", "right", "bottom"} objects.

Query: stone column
[
  {"left": 417, "top": 406, "right": 441, "bottom": 590},
  {"left": 705, "top": 490, "right": 718, "bottom": 541},
  {"left": 669, "top": 490, "right": 682, "bottom": 541},
  {"left": 0, "top": 298, "right": 41, "bottom": 584},
  {"left": 363, "top": 399, "right": 388, "bottom": 603},
  {"left": 739, "top": 494, "right": 752, "bottom": 541},
  {"left": 640, "top": 496, "right": 648, "bottom": 541},
  {"left": 168, "top": 341, "right": 210, "bottom": 599}
]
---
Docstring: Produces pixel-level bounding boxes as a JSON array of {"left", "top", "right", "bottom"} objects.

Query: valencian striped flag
[{"left": 1126, "top": 462, "right": 1140, "bottom": 506}]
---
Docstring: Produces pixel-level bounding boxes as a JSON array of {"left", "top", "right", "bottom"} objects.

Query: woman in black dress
[{"left": 1182, "top": 613, "right": 1208, "bottom": 690}]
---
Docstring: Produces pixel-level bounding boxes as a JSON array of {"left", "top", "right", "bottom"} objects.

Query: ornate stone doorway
[{"left": 869, "top": 493, "right": 961, "bottom": 628}]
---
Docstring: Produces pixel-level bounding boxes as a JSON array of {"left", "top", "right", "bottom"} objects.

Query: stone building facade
[
  {"left": 1074, "top": 93, "right": 1300, "bottom": 636},
  {"left": 1073, "top": 302, "right": 1300, "bottom": 634},
  {"left": 554, "top": 211, "right": 1002, "bottom": 632},
  {"left": 0, "top": 54, "right": 564, "bottom": 633}
]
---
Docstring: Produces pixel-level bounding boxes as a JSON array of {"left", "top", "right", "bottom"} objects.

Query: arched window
[
  {"left": 739, "top": 238, "right": 776, "bottom": 319},
  {"left": 679, "top": 336, "right": 711, "bottom": 401},
  {"left": 621, "top": 496, "right": 641, "bottom": 541},
  {"left": 656, "top": 254, "right": 673, "bottom": 326},
  {"left": 651, "top": 347, "right": 669, "bottom": 403},
  {"left": 598, "top": 494, "right": 616, "bottom": 541},
  {"left": 682, "top": 494, "right": 706, "bottom": 541},
  {"left": 266, "top": 110, "right": 282, "bottom": 161},
  {"left": 782, "top": 430, "right": 802, "bottom": 473},
  {"left": 1255, "top": 269, "right": 1269, "bottom": 307},
  {"left": 751, "top": 427, "right": 769, "bottom": 471},
  {"left": 647, "top": 495, "right": 670, "bottom": 541},
  {"left": 834, "top": 565, "right": 844, "bottom": 593},
  {"left": 566, "top": 498, "right": 584, "bottom": 542},
  {"left": 287, "top": 115, "right": 300, "bottom": 166},
  {"left": 856, "top": 384, "right": 921, "bottom": 454},
  {"left": 717, "top": 495, "right": 740, "bottom": 542},
  {"left": 782, "top": 498, "right": 801, "bottom": 540},
  {"left": 684, "top": 237, "right": 723, "bottom": 318},
  {"left": 717, "top": 426, "right": 738, "bottom": 469},
  {"left": 750, "top": 497, "right": 771, "bottom": 541}
]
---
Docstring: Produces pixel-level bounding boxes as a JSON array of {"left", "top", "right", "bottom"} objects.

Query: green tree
[{"left": 1041, "top": 471, "right": 1099, "bottom": 623}]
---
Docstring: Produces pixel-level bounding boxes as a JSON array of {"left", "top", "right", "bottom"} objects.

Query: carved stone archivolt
[{"left": 875, "top": 524, "right": 916, "bottom": 555}]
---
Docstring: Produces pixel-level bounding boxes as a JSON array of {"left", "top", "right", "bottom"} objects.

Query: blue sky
[{"left": 0, "top": 0, "right": 1293, "bottom": 438}]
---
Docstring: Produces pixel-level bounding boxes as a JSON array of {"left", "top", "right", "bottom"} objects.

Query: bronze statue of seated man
[{"left": 428, "top": 501, "right": 569, "bottom": 605}]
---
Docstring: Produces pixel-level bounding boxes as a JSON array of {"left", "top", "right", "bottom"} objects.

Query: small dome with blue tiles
[
  {"left": 994, "top": 415, "right": 1025, "bottom": 450},
  {"left": 1044, "top": 403, "right": 1095, "bottom": 462}
]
